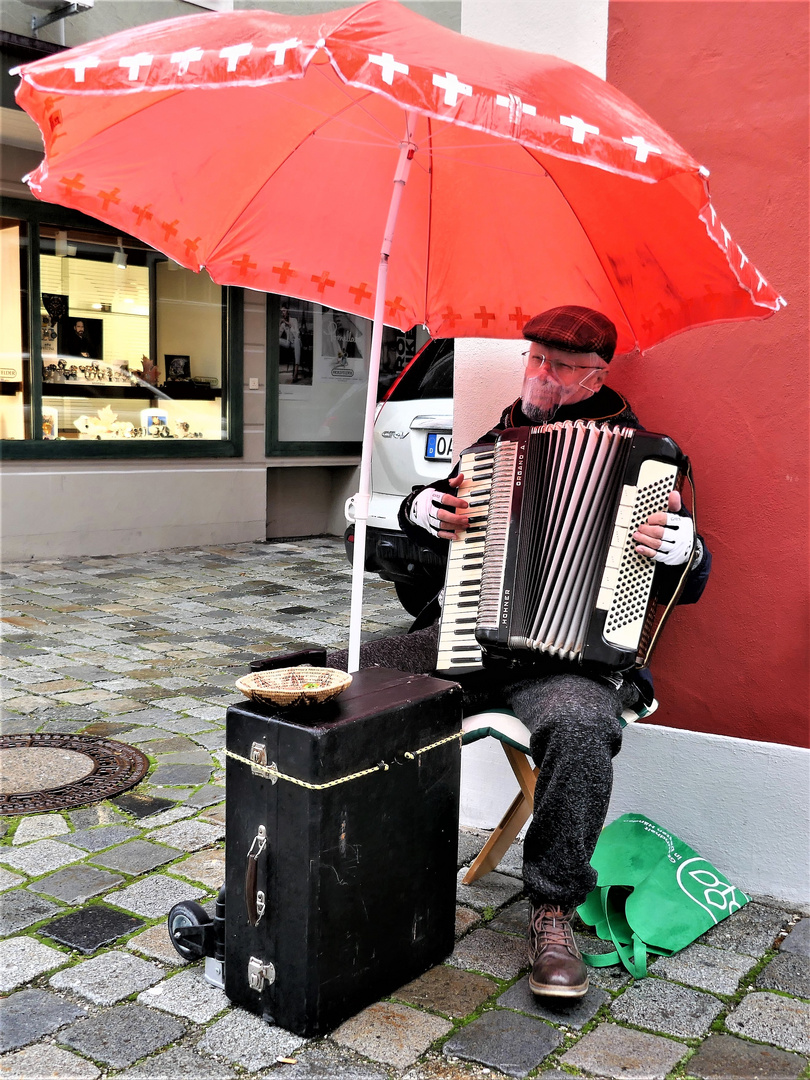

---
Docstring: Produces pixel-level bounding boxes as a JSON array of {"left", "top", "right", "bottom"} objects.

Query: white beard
[{"left": 520, "top": 373, "right": 582, "bottom": 422}]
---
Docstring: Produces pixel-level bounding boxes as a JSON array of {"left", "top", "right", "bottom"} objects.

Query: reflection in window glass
[
  {"left": 38, "top": 225, "right": 225, "bottom": 442},
  {"left": 0, "top": 219, "right": 28, "bottom": 439},
  {"left": 275, "top": 299, "right": 428, "bottom": 444}
]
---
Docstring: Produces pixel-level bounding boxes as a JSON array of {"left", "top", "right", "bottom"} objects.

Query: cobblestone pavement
[{"left": 1, "top": 539, "right": 809, "bottom": 1080}]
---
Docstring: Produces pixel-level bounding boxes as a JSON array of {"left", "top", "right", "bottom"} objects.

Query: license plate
[{"left": 425, "top": 432, "right": 452, "bottom": 461}]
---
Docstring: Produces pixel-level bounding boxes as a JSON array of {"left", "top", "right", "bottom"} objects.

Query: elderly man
[{"left": 330, "top": 306, "right": 710, "bottom": 999}]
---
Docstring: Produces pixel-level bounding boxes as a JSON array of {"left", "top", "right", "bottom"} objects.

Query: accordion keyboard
[{"left": 435, "top": 445, "right": 495, "bottom": 675}]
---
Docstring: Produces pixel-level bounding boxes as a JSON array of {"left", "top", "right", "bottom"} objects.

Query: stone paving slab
[
  {"left": 138, "top": 967, "right": 230, "bottom": 1023},
  {"left": 68, "top": 803, "right": 127, "bottom": 827},
  {"left": 59, "top": 1002, "right": 186, "bottom": 1069},
  {"left": 333, "top": 1001, "right": 452, "bottom": 1069},
  {"left": 0, "top": 888, "right": 61, "bottom": 936},
  {"left": 28, "top": 865, "right": 124, "bottom": 904},
  {"left": 90, "top": 838, "right": 182, "bottom": 875},
  {"left": 167, "top": 847, "right": 226, "bottom": 888},
  {"left": 404, "top": 1057, "right": 520, "bottom": 1080},
  {"left": 687, "top": 1032, "right": 808, "bottom": 1080},
  {"left": 725, "top": 991, "right": 810, "bottom": 1054},
  {"left": 0, "top": 866, "right": 24, "bottom": 892},
  {"left": 447, "top": 927, "right": 528, "bottom": 980},
  {"left": 104, "top": 872, "right": 205, "bottom": 917},
  {"left": 11, "top": 813, "right": 69, "bottom": 844},
  {"left": 698, "top": 901, "right": 791, "bottom": 957},
  {"left": 611, "top": 977, "right": 723, "bottom": 1038},
  {"left": 443, "top": 1008, "right": 563, "bottom": 1078},
  {"left": 454, "top": 868, "right": 523, "bottom": 913},
  {"left": 756, "top": 951, "right": 810, "bottom": 998},
  {"left": 649, "top": 942, "right": 755, "bottom": 995},
  {"left": 560, "top": 1023, "right": 688, "bottom": 1078},
  {"left": 197, "top": 1009, "right": 306, "bottom": 1071},
  {"left": 0, "top": 987, "right": 87, "bottom": 1053},
  {"left": 0, "top": 935, "right": 70, "bottom": 991},
  {"left": 489, "top": 898, "right": 530, "bottom": 936},
  {"left": 393, "top": 964, "right": 497, "bottom": 1018},
  {"left": 454, "top": 905, "right": 481, "bottom": 939},
  {"left": 127, "top": 921, "right": 189, "bottom": 966},
  {"left": 115, "top": 1046, "right": 236, "bottom": 1079},
  {"left": 0, "top": 1043, "right": 101, "bottom": 1078},
  {"left": 0, "top": 837, "right": 84, "bottom": 875},
  {"left": 41, "top": 905, "right": 144, "bottom": 953},
  {"left": 146, "top": 818, "right": 225, "bottom": 851},
  {"left": 781, "top": 917, "right": 810, "bottom": 956},
  {"left": 273, "top": 1042, "right": 391, "bottom": 1079},
  {"left": 49, "top": 949, "right": 164, "bottom": 1003},
  {"left": 57, "top": 824, "right": 142, "bottom": 851},
  {"left": 498, "top": 974, "right": 609, "bottom": 1029}
]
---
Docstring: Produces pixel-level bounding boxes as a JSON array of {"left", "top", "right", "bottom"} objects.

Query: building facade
[{"left": 1, "top": 0, "right": 807, "bottom": 903}]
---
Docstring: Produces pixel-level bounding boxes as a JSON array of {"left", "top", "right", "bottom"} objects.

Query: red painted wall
[{"left": 606, "top": 2, "right": 808, "bottom": 747}]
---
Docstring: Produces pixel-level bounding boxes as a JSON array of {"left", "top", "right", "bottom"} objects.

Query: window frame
[{"left": 0, "top": 196, "right": 243, "bottom": 460}]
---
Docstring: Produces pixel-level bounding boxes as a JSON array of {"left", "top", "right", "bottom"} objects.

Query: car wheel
[{"left": 395, "top": 580, "right": 439, "bottom": 617}]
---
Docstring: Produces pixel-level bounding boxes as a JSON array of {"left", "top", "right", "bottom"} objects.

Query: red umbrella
[{"left": 14, "top": 0, "right": 783, "bottom": 667}]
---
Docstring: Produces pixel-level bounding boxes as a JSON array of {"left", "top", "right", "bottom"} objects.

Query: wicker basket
[{"left": 235, "top": 666, "right": 352, "bottom": 707}]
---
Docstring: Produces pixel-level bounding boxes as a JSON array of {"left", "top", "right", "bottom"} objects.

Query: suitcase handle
[{"left": 245, "top": 826, "right": 267, "bottom": 927}]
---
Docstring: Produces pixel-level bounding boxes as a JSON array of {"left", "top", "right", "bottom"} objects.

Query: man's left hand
[{"left": 634, "top": 490, "right": 695, "bottom": 565}]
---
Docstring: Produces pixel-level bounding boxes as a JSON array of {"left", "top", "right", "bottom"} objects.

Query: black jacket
[{"left": 398, "top": 386, "right": 712, "bottom": 628}]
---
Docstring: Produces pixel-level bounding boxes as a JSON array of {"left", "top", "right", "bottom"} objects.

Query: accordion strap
[{"left": 641, "top": 461, "right": 698, "bottom": 666}]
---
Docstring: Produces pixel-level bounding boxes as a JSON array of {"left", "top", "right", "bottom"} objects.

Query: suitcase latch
[
  {"left": 250, "top": 742, "right": 276, "bottom": 781},
  {"left": 248, "top": 956, "right": 276, "bottom": 991}
]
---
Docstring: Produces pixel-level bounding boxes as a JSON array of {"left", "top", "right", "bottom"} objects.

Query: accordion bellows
[{"left": 436, "top": 421, "right": 687, "bottom": 675}]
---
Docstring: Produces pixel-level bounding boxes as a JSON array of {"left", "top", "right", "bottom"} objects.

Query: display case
[{"left": 0, "top": 199, "right": 243, "bottom": 458}]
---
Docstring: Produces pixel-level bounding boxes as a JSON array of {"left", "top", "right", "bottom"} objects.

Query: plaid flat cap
[{"left": 523, "top": 306, "right": 617, "bottom": 362}]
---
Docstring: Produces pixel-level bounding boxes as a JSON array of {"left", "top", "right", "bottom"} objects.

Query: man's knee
[{"left": 509, "top": 674, "right": 624, "bottom": 759}]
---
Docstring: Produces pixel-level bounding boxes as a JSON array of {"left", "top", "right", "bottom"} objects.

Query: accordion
[{"left": 435, "top": 421, "right": 689, "bottom": 676}]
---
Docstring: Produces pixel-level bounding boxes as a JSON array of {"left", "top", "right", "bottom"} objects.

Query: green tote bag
[{"left": 577, "top": 814, "right": 750, "bottom": 978}]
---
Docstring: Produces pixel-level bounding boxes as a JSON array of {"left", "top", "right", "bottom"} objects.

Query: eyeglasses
[{"left": 521, "top": 350, "right": 606, "bottom": 378}]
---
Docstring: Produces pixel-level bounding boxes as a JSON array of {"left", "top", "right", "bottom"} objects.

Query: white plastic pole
[{"left": 347, "top": 112, "right": 418, "bottom": 673}]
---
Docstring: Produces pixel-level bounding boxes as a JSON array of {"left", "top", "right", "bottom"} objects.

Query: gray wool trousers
[{"left": 327, "top": 623, "right": 636, "bottom": 909}]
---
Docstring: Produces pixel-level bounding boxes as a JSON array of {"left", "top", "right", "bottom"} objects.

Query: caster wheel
[{"left": 168, "top": 900, "right": 213, "bottom": 961}]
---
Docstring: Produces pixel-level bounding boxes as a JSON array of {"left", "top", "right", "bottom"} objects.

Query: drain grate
[{"left": 0, "top": 733, "right": 150, "bottom": 816}]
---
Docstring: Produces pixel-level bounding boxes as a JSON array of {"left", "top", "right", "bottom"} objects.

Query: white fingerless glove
[
  {"left": 653, "top": 513, "right": 697, "bottom": 565},
  {"left": 408, "top": 487, "right": 444, "bottom": 538}
]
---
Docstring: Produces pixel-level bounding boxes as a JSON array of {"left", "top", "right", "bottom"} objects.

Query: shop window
[
  {"left": 266, "top": 295, "right": 427, "bottom": 455},
  {"left": 0, "top": 199, "right": 242, "bottom": 458}
]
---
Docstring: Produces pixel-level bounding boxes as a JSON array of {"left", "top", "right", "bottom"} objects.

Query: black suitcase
[{"left": 222, "top": 667, "right": 462, "bottom": 1036}]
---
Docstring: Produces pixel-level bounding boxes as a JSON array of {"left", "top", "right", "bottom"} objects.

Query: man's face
[
  {"left": 75, "top": 321, "right": 85, "bottom": 335},
  {"left": 520, "top": 343, "right": 608, "bottom": 421}
]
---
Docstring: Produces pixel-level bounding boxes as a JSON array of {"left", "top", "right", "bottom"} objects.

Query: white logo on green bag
[{"left": 676, "top": 857, "right": 748, "bottom": 923}]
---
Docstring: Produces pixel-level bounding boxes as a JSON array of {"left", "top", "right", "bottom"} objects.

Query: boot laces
[{"left": 531, "top": 905, "right": 576, "bottom": 952}]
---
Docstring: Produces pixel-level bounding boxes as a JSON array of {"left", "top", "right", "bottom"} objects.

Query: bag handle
[{"left": 581, "top": 886, "right": 647, "bottom": 978}]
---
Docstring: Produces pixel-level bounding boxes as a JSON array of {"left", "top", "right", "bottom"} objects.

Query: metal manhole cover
[{"left": 0, "top": 734, "right": 150, "bottom": 816}]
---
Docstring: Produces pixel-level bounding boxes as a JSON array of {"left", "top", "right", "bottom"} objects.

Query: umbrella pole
[{"left": 347, "top": 112, "right": 418, "bottom": 674}]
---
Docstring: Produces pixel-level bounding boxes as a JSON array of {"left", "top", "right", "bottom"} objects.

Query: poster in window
[
  {"left": 319, "top": 309, "right": 366, "bottom": 382},
  {"left": 58, "top": 315, "right": 103, "bottom": 361},
  {"left": 278, "top": 300, "right": 314, "bottom": 387}
]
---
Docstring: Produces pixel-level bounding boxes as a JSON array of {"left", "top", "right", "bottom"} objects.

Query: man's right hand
[{"left": 409, "top": 473, "right": 470, "bottom": 540}]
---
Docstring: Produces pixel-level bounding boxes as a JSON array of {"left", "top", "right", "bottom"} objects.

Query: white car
[{"left": 345, "top": 338, "right": 454, "bottom": 615}]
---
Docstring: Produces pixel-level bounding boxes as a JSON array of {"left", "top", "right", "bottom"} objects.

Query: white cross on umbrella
[{"left": 370, "top": 51, "right": 409, "bottom": 84}]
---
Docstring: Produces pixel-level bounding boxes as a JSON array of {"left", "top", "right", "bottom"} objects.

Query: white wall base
[
  {"left": 0, "top": 465, "right": 266, "bottom": 560},
  {"left": 460, "top": 723, "right": 810, "bottom": 908}
]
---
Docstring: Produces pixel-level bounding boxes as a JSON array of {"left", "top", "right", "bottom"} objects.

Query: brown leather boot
[{"left": 528, "top": 904, "right": 589, "bottom": 998}]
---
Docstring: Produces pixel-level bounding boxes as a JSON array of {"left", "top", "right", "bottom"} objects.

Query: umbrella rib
[
  {"left": 524, "top": 143, "right": 638, "bottom": 348},
  {"left": 205, "top": 89, "right": 397, "bottom": 265}
]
